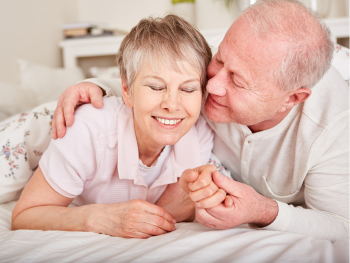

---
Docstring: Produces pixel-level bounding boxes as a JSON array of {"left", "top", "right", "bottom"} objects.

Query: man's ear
[
  {"left": 279, "top": 88, "right": 311, "bottom": 113},
  {"left": 121, "top": 80, "right": 133, "bottom": 108}
]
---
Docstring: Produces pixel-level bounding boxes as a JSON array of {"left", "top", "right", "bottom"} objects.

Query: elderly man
[{"left": 52, "top": 0, "right": 348, "bottom": 242}]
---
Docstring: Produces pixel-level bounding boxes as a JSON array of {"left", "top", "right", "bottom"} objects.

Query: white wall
[
  {"left": 78, "top": 0, "right": 237, "bottom": 32},
  {"left": 0, "top": 0, "right": 347, "bottom": 85},
  {"left": 196, "top": 0, "right": 237, "bottom": 30},
  {"left": 328, "top": 0, "right": 348, "bottom": 18},
  {"left": 78, "top": 0, "right": 172, "bottom": 32},
  {"left": 0, "top": 0, "right": 78, "bottom": 84}
]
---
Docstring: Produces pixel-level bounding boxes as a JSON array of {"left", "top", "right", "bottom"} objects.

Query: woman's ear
[
  {"left": 121, "top": 80, "right": 133, "bottom": 108},
  {"left": 279, "top": 88, "right": 312, "bottom": 113}
]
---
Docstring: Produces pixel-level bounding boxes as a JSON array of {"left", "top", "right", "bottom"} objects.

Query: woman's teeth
[{"left": 155, "top": 117, "right": 182, "bottom": 125}]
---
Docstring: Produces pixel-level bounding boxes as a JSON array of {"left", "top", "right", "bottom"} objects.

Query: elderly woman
[{"left": 11, "top": 15, "right": 214, "bottom": 239}]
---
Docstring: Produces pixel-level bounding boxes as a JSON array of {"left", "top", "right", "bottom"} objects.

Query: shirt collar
[{"left": 201, "top": 103, "right": 302, "bottom": 141}]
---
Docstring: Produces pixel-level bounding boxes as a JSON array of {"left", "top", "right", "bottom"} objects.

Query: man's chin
[{"left": 204, "top": 102, "right": 232, "bottom": 123}]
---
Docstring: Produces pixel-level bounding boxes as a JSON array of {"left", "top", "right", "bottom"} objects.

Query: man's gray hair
[
  {"left": 243, "top": 0, "right": 334, "bottom": 90},
  {"left": 116, "top": 14, "right": 212, "bottom": 94}
]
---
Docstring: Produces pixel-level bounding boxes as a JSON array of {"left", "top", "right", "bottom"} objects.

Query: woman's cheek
[{"left": 183, "top": 93, "right": 202, "bottom": 120}]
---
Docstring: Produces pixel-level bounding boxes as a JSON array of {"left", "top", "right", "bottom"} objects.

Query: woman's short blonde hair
[{"left": 116, "top": 14, "right": 212, "bottom": 94}]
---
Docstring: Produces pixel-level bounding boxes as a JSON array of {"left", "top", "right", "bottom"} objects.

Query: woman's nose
[
  {"left": 161, "top": 91, "right": 180, "bottom": 112},
  {"left": 206, "top": 71, "right": 227, "bottom": 96}
]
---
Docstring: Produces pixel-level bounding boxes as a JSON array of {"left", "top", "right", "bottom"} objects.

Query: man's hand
[
  {"left": 52, "top": 82, "right": 104, "bottom": 139},
  {"left": 179, "top": 165, "right": 229, "bottom": 209},
  {"left": 195, "top": 171, "right": 279, "bottom": 229}
]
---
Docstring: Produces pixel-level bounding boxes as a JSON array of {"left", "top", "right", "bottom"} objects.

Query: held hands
[
  {"left": 179, "top": 165, "right": 279, "bottom": 229},
  {"left": 84, "top": 199, "right": 176, "bottom": 239},
  {"left": 52, "top": 82, "right": 104, "bottom": 139},
  {"left": 179, "top": 165, "right": 232, "bottom": 209}
]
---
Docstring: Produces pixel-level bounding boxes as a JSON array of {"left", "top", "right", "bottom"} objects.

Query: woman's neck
[{"left": 134, "top": 119, "right": 165, "bottom": 167}]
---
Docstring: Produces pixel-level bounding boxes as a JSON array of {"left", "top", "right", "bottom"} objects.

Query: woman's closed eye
[
  {"left": 181, "top": 88, "right": 198, "bottom": 94},
  {"left": 149, "top": 85, "right": 165, "bottom": 91}
]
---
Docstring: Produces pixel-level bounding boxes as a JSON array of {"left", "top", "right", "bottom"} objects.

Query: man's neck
[{"left": 248, "top": 108, "right": 293, "bottom": 133}]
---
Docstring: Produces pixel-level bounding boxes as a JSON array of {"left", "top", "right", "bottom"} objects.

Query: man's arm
[
  {"left": 52, "top": 78, "right": 122, "bottom": 139},
  {"left": 258, "top": 114, "right": 349, "bottom": 241},
  {"left": 180, "top": 167, "right": 278, "bottom": 227},
  {"left": 180, "top": 114, "right": 349, "bottom": 242}
]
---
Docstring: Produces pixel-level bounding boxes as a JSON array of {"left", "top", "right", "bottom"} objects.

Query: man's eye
[
  {"left": 232, "top": 76, "right": 243, "bottom": 88},
  {"left": 234, "top": 82, "right": 244, "bottom": 88}
]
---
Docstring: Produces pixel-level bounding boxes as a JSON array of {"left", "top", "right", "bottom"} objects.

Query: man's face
[{"left": 204, "top": 17, "right": 291, "bottom": 126}]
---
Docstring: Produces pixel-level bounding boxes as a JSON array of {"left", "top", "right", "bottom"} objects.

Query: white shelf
[
  {"left": 60, "top": 17, "right": 349, "bottom": 69},
  {"left": 323, "top": 17, "right": 349, "bottom": 43},
  {"left": 59, "top": 36, "right": 125, "bottom": 68}
]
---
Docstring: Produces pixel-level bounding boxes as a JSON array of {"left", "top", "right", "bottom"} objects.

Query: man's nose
[{"left": 206, "top": 71, "right": 227, "bottom": 96}]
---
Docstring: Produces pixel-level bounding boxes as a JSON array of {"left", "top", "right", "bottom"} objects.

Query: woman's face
[{"left": 122, "top": 60, "right": 202, "bottom": 149}]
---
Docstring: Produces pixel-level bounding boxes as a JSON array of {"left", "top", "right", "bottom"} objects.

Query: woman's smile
[{"left": 153, "top": 116, "right": 183, "bottom": 127}]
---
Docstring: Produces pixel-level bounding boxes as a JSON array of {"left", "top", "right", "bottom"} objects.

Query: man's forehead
[
  {"left": 223, "top": 19, "right": 262, "bottom": 62},
  {"left": 221, "top": 19, "right": 288, "bottom": 75}
]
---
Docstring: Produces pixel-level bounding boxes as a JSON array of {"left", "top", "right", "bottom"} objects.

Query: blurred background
[{"left": 0, "top": 0, "right": 348, "bottom": 120}]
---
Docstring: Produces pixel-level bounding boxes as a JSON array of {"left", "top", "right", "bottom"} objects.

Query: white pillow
[
  {"left": 0, "top": 82, "right": 38, "bottom": 122},
  {"left": 18, "top": 59, "right": 85, "bottom": 105},
  {"left": 89, "top": 66, "right": 120, "bottom": 79}
]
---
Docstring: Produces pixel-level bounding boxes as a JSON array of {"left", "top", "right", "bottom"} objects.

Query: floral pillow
[{"left": 0, "top": 101, "right": 56, "bottom": 204}]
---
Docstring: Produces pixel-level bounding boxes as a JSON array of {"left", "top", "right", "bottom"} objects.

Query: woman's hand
[
  {"left": 52, "top": 82, "right": 104, "bottom": 139},
  {"left": 84, "top": 200, "right": 176, "bottom": 239},
  {"left": 156, "top": 181, "right": 195, "bottom": 222}
]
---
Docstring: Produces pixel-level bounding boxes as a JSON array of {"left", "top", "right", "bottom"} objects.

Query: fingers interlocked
[{"left": 180, "top": 165, "right": 227, "bottom": 209}]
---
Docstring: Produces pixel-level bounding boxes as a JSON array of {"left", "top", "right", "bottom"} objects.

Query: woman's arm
[
  {"left": 12, "top": 167, "right": 176, "bottom": 238},
  {"left": 156, "top": 180, "right": 195, "bottom": 222},
  {"left": 11, "top": 167, "right": 79, "bottom": 231}
]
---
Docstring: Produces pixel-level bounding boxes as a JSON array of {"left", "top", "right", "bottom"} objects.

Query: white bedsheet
[{"left": 0, "top": 202, "right": 348, "bottom": 263}]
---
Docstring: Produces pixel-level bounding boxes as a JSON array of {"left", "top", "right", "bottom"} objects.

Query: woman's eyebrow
[
  {"left": 144, "top": 75, "right": 199, "bottom": 84},
  {"left": 143, "top": 75, "right": 165, "bottom": 82},
  {"left": 181, "top": 78, "right": 200, "bottom": 84}
]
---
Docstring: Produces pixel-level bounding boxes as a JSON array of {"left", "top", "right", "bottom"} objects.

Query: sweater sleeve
[{"left": 260, "top": 112, "right": 349, "bottom": 242}]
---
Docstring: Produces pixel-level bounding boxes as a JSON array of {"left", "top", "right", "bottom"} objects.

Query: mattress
[{"left": 0, "top": 201, "right": 348, "bottom": 263}]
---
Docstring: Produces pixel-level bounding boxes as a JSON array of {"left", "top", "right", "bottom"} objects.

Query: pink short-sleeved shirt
[{"left": 39, "top": 97, "right": 214, "bottom": 206}]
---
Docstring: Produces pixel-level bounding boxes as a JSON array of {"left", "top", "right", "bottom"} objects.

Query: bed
[
  {"left": 0, "top": 201, "right": 348, "bottom": 262},
  {"left": 0, "top": 38, "right": 349, "bottom": 262}
]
